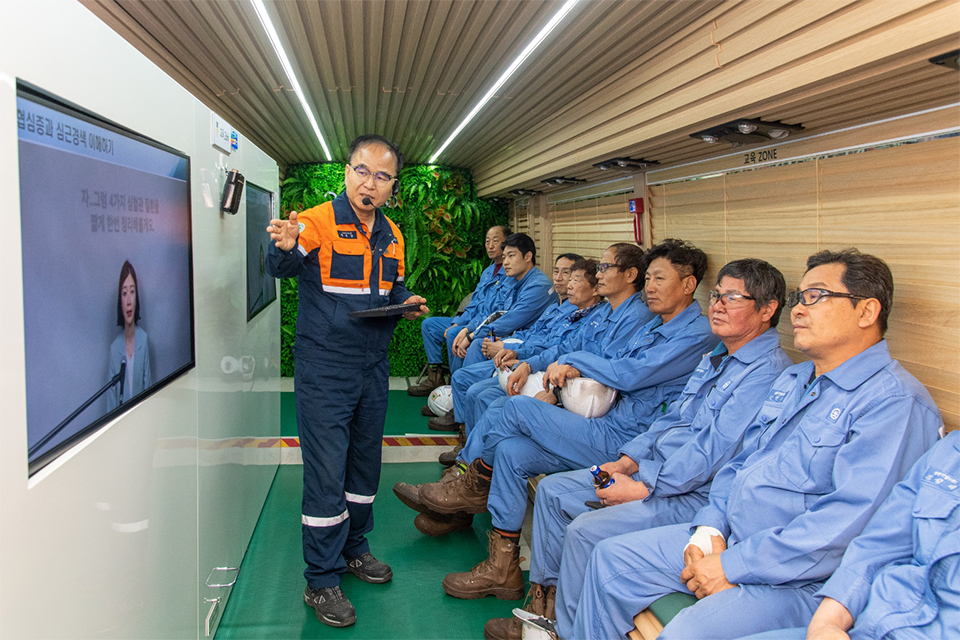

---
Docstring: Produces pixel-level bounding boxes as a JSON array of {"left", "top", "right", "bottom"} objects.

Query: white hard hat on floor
[{"left": 427, "top": 385, "right": 454, "bottom": 416}]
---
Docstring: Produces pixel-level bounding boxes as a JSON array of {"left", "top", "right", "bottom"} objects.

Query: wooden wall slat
[
  {"left": 549, "top": 192, "right": 636, "bottom": 260},
  {"left": 650, "top": 135, "right": 960, "bottom": 431}
]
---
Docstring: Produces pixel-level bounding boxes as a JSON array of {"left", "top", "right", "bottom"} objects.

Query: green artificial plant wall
[{"left": 277, "top": 162, "right": 508, "bottom": 377}]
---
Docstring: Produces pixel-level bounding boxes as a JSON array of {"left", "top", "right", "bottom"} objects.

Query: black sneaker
[
  {"left": 303, "top": 585, "right": 356, "bottom": 627},
  {"left": 346, "top": 552, "right": 393, "bottom": 584}
]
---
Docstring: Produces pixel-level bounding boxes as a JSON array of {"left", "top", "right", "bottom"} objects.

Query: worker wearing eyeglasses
[
  {"left": 568, "top": 249, "right": 942, "bottom": 640},
  {"left": 419, "top": 239, "right": 719, "bottom": 602},
  {"left": 266, "top": 135, "right": 427, "bottom": 628},
  {"left": 481, "top": 259, "right": 793, "bottom": 640}
]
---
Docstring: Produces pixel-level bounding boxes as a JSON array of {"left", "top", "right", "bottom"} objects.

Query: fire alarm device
[{"left": 629, "top": 198, "right": 644, "bottom": 244}]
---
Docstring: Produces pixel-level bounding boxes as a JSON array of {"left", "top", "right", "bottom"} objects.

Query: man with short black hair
[
  {"left": 427, "top": 253, "right": 582, "bottom": 437},
  {"left": 447, "top": 232, "right": 558, "bottom": 372},
  {"left": 409, "top": 224, "right": 512, "bottom": 396},
  {"left": 266, "top": 135, "right": 427, "bottom": 628},
  {"left": 569, "top": 249, "right": 942, "bottom": 640}
]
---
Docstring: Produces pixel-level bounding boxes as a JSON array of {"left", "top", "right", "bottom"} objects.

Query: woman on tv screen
[{"left": 107, "top": 260, "right": 151, "bottom": 410}]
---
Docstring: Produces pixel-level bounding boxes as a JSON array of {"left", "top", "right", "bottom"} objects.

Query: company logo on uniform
[
  {"left": 923, "top": 470, "right": 959, "bottom": 491},
  {"left": 338, "top": 230, "right": 357, "bottom": 239},
  {"left": 828, "top": 407, "right": 843, "bottom": 422},
  {"left": 298, "top": 222, "right": 306, "bottom": 234},
  {"left": 721, "top": 380, "right": 731, "bottom": 390},
  {"left": 766, "top": 389, "right": 788, "bottom": 403}
]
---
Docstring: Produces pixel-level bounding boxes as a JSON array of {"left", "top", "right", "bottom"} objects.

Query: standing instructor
[{"left": 266, "top": 135, "right": 427, "bottom": 628}]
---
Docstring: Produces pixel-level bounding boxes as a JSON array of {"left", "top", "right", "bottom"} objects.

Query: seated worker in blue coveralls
[
  {"left": 738, "top": 429, "right": 959, "bottom": 640},
  {"left": 408, "top": 225, "right": 511, "bottom": 397},
  {"left": 568, "top": 249, "right": 943, "bottom": 640},
  {"left": 419, "top": 238, "right": 720, "bottom": 602},
  {"left": 265, "top": 135, "right": 428, "bottom": 628},
  {"left": 444, "top": 232, "right": 558, "bottom": 376},
  {"left": 451, "top": 245, "right": 652, "bottom": 455},
  {"left": 426, "top": 252, "right": 582, "bottom": 432},
  {"left": 393, "top": 258, "right": 606, "bottom": 537},
  {"left": 481, "top": 258, "right": 795, "bottom": 640},
  {"left": 395, "top": 245, "right": 651, "bottom": 538}
]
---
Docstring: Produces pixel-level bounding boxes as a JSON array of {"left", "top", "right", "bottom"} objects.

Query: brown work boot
[
  {"left": 393, "top": 465, "right": 463, "bottom": 514},
  {"left": 438, "top": 424, "right": 466, "bottom": 466},
  {"left": 428, "top": 409, "right": 460, "bottom": 432},
  {"left": 421, "top": 404, "right": 435, "bottom": 417},
  {"left": 419, "top": 459, "right": 490, "bottom": 515},
  {"left": 442, "top": 531, "right": 525, "bottom": 600},
  {"left": 414, "top": 512, "right": 474, "bottom": 536},
  {"left": 408, "top": 364, "right": 445, "bottom": 397},
  {"left": 483, "top": 583, "right": 556, "bottom": 640}
]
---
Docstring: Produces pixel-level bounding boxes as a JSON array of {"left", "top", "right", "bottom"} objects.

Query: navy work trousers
[{"left": 295, "top": 356, "right": 389, "bottom": 589}]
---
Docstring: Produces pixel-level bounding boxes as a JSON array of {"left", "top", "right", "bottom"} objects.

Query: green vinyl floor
[
  {"left": 215, "top": 462, "right": 523, "bottom": 640},
  {"left": 281, "top": 391, "right": 435, "bottom": 437}
]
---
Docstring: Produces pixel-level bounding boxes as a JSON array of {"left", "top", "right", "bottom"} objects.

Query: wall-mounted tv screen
[
  {"left": 245, "top": 182, "right": 277, "bottom": 321},
  {"left": 17, "top": 81, "right": 195, "bottom": 475}
]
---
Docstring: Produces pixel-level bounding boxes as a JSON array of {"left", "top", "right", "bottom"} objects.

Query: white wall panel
[{"left": 0, "top": 1, "right": 280, "bottom": 637}]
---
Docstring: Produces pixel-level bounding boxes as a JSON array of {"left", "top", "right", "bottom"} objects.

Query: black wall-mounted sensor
[{"left": 221, "top": 169, "right": 245, "bottom": 214}]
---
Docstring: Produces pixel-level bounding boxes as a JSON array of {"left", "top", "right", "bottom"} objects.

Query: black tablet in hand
[{"left": 347, "top": 302, "right": 423, "bottom": 318}]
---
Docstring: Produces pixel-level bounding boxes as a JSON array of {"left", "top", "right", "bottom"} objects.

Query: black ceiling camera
[{"left": 221, "top": 169, "right": 245, "bottom": 214}]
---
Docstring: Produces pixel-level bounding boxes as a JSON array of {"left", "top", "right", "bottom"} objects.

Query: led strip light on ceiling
[
  {"left": 428, "top": 0, "right": 583, "bottom": 164},
  {"left": 251, "top": 0, "right": 332, "bottom": 160}
]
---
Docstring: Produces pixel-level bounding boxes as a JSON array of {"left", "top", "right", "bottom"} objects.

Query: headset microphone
[{"left": 362, "top": 197, "right": 373, "bottom": 206}]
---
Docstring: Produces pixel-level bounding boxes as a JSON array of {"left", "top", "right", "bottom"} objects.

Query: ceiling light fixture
[
  {"left": 929, "top": 49, "right": 960, "bottom": 71},
  {"left": 510, "top": 189, "right": 542, "bottom": 197},
  {"left": 592, "top": 157, "right": 658, "bottom": 170},
  {"left": 542, "top": 176, "right": 586, "bottom": 185},
  {"left": 428, "top": 0, "right": 582, "bottom": 164},
  {"left": 251, "top": 0, "right": 332, "bottom": 160},
  {"left": 691, "top": 118, "right": 804, "bottom": 146}
]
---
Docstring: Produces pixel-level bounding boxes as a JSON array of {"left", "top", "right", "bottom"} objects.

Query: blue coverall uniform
[
  {"left": 266, "top": 192, "right": 415, "bottom": 590},
  {"left": 451, "top": 299, "right": 593, "bottom": 430},
  {"left": 450, "top": 299, "right": 568, "bottom": 426},
  {"left": 452, "top": 266, "right": 558, "bottom": 371},
  {"left": 420, "top": 261, "right": 508, "bottom": 366},
  {"left": 458, "top": 293, "right": 651, "bottom": 464},
  {"left": 483, "top": 301, "right": 719, "bottom": 533},
  {"left": 741, "top": 430, "right": 959, "bottom": 640},
  {"left": 536, "top": 328, "right": 791, "bottom": 626},
  {"left": 569, "top": 340, "right": 942, "bottom": 640}
]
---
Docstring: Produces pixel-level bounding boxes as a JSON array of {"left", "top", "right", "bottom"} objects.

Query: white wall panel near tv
[{"left": 0, "top": 1, "right": 280, "bottom": 637}]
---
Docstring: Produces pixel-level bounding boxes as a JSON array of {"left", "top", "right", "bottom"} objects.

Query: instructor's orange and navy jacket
[{"left": 266, "top": 192, "right": 414, "bottom": 367}]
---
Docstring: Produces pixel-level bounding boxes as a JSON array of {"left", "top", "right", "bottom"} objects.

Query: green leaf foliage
[{"left": 277, "top": 162, "right": 508, "bottom": 377}]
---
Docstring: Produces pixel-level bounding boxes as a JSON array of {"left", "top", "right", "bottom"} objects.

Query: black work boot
[
  {"left": 304, "top": 585, "right": 356, "bottom": 627},
  {"left": 408, "top": 364, "right": 445, "bottom": 397},
  {"left": 345, "top": 552, "right": 393, "bottom": 584},
  {"left": 438, "top": 423, "right": 466, "bottom": 466}
]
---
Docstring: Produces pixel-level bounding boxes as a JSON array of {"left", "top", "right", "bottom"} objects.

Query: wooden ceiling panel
[{"left": 79, "top": 0, "right": 958, "bottom": 192}]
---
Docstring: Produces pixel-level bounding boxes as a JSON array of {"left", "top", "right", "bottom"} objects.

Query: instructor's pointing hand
[{"left": 267, "top": 211, "right": 300, "bottom": 251}]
